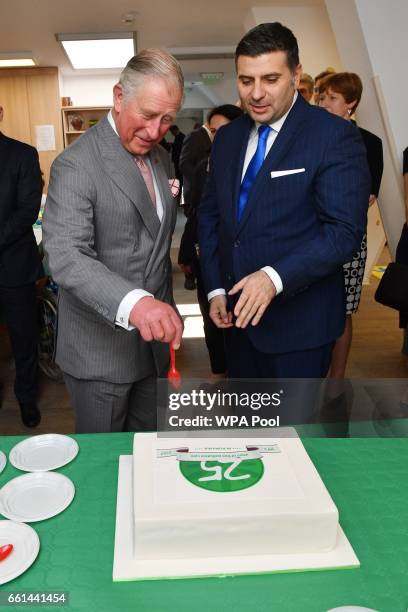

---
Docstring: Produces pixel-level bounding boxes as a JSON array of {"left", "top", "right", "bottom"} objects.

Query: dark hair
[
  {"left": 319, "top": 72, "right": 363, "bottom": 112},
  {"left": 207, "top": 104, "right": 243, "bottom": 123},
  {"left": 235, "top": 22, "right": 299, "bottom": 73}
]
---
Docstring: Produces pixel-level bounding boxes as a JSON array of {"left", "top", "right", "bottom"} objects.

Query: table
[{"left": 0, "top": 433, "right": 407, "bottom": 612}]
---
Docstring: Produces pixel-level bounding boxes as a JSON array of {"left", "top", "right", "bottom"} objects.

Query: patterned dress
[
  {"left": 343, "top": 125, "right": 383, "bottom": 315},
  {"left": 343, "top": 233, "right": 367, "bottom": 314}
]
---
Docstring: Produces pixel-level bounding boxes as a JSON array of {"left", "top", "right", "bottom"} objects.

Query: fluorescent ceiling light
[
  {"left": 56, "top": 32, "right": 136, "bottom": 69},
  {"left": 0, "top": 52, "right": 35, "bottom": 67}
]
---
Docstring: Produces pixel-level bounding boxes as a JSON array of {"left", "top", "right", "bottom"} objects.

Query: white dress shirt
[
  {"left": 107, "top": 111, "right": 163, "bottom": 330},
  {"left": 208, "top": 92, "right": 298, "bottom": 302}
]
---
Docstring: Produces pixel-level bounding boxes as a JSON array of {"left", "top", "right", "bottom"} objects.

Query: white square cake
[{"left": 132, "top": 432, "right": 339, "bottom": 560}]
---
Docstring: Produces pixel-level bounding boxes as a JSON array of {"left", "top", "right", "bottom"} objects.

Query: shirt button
[{"left": 234, "top": 240, "right": 240, "bottom": 247}]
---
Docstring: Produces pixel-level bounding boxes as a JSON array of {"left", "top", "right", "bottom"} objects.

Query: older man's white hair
[{"left": 119, "top": 48, "right": 184, "bottom": 103}]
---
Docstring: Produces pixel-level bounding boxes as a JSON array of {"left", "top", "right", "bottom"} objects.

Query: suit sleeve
[
  {"left": 178, "top": 159, "right": 208, "bottom": 266},
  {"left": 0, "top": 146, "right": 42, "bottom": 251},
  {"left": 273, "top": 121, "right": 371, "bottom": 296},
  {"left": 43, "top": 154, "right": 137, "bottom": 326}
]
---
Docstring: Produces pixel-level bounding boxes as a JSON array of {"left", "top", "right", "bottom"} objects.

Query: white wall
[
  {"left": 60, "top": 72, "right": 231, "bottom": 112},
  {"left": 208, "top": 77, "right": 239, "bottom": 106},
  {"left": 325, "top": 0, "right": 405, "bottom": 256},
  {"left": 60, "top": 74, "right": 118, "bottom": 107},
  {"left": 355, "top": 0, "right": 408, "bottom": 158}
]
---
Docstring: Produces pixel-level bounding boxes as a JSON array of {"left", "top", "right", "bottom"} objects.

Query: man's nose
[
  {"left": 145, "top": 119, "right": 161, "bottom": 140},
  {"left": 251, "top": 81, "right": 265, "bottom": 100}
]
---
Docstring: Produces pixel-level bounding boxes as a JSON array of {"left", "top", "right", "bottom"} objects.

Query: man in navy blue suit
[
  {"left": 198, "top": 22, "right": 370, "bottom": 378},
  {"left": 0, "top": 104, "right": 43, "bottom": 425}
]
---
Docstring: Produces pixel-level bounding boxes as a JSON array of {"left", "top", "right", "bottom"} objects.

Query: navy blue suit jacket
[
  {"left": 0, "top": 132, "right": 43, "bottom": 287},
  {"left": 198, "top": 94, "right": 370, "bottom": 354}
]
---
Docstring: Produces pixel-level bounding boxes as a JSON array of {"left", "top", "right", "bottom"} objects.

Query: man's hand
[
  {"left": 129, "top": 297, "right": 183, "bottom": 349},
  {"left": 209, "top": 295, "right": 234, "bottom": 329},
  {"left": 228, "top": 271, "right": 276, "bottom": 328}
]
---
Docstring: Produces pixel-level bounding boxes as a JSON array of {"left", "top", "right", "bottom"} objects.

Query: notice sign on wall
[{"left": 35, "top": 125, "right": 56, "bottom": 151}]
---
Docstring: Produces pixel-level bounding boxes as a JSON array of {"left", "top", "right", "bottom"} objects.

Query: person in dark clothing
[
  {"left": 179, "top": 122, "right": 212, "bottom": 217},
  {"left": 0, "top": 104, "right": 43, "bottom": 427},
  {"left": 319, "top": 72, "right": 383, "bottom": 378},
  {"left": 396, "top": 147, "right": 408, "bottom": 354},
  {"left": 178, "top": 121, "right": 212, "bottom": 289},
  {"left": 169, "top": 125, "right": 185, "bottom": 182},
  {"left": 179, "top": 104, "right": 243, "bottom": 376}
]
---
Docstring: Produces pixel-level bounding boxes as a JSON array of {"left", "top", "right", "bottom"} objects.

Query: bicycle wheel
[{"left": 37, "top": 290, "right": 63, "bottom": 382}]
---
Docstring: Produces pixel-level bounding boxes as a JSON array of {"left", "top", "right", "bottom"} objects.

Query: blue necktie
[{"left": 237, "top": 124, "right": 271, "bottom": 221}]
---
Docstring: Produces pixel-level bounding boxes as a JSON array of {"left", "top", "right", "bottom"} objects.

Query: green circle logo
[{"left": 179, "top": 458, "right": 264, "bottom": 492}]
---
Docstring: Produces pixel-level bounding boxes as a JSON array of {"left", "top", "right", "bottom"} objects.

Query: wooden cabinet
[
  {"left": 61, "top": 106, "right": 110, "bottom": 147},
  {"left": 0, "top": 67, "right": 63, "bottom": 190}
]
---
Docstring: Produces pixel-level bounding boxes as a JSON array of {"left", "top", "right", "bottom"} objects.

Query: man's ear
[
  {"left": 113, "top": 84, "right": 124, "bottom": 113},
  {"left": 293, "top": 64, "right": 302, "bottom": 88}
]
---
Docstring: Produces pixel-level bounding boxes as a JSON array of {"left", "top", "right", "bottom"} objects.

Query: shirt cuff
[
  {"left": 261, "top": 266, "right": 283, "bottom": 295},
  {"left": 208, "top": 288, "right": 226, "bottom": 301},
  {"left": 116, "top": 289, "right": 153, "bottom": 330}
]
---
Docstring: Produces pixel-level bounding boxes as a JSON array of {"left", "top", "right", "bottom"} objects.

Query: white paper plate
[
  {"left": 0, "top": 520, "right": 40, "bottom": 585},
  {"left": 0, "top": 452, "right": 6, "bottom": 475},
  {"left": 0, "top": 472, "right": 75, "bottom": 522},
  {"left": 9, "top": 434, "right": 79, "bottom": 472},
  {"left": 328, "top": 608, "right": 379, "bottom": 612}
]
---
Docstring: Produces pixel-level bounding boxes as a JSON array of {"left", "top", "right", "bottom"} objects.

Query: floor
[{"left": 0, "top": 211, "right": 406, "bottom": 436}]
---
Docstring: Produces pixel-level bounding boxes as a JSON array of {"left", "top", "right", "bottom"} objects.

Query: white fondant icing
[{"left": 132, "top": 431, "right": 339, "bottom": 561}]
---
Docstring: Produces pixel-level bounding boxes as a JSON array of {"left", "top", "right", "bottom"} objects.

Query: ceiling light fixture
[
  {"left": 56, "top": 32, "right": 137, "bottom": 69},
  {"left": 0, "top": 52, "right": 35, "bottom": 68},
  {"left": 121, "top": 12, "right": 138, "bottom": 24}
]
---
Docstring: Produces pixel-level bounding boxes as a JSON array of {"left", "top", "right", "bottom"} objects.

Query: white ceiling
[{"left": 2, "top": 0, "right": 324, "bottom": 77}]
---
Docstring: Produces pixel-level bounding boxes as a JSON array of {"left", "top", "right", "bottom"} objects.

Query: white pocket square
[{"left": 271, "top": 168, "right": 305, "bottom": 178}]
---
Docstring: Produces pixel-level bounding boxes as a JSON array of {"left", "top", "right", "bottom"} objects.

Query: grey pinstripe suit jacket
[{"left": 43, "top": 116, "right": 176, "bottom": 383}]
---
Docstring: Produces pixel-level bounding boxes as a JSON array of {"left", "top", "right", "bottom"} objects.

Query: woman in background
[
  {"left": 396, "top": 147, "right": 408, "bottom": 354},
  {"left": 319, "top": 72, "right": 383, "bottom": 378},
  {"left": 313, "top": 67, "right": 336, "bottom": 104}
]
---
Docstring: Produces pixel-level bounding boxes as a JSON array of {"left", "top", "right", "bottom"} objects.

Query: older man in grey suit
[{"left": 43, "top": 49, "right": 184, "bottom": 433}]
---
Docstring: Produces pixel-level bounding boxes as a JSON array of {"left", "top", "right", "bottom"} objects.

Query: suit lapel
[
  {"left": 96, "top": 117, "right": 161, "bottom": 240},
  {"left": 145, "top": 147, "right": 174, "bottom": 278},
  {"left": 236, "top": 96, "right": 309, "bottom": 235},
  {"left": 150, "top": 148, "right": 173, "bottom": 228}
]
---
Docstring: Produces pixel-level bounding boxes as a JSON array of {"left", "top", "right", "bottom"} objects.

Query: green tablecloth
[{"left": 0, "top": 433, "right": 407, "bottom": 612}]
